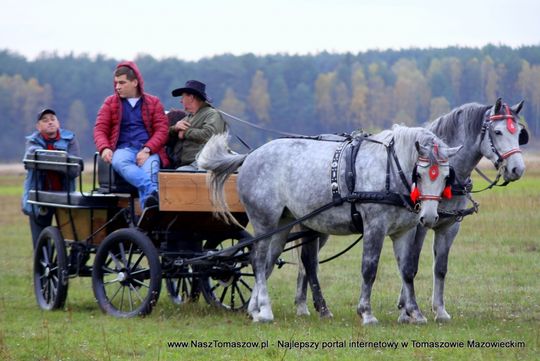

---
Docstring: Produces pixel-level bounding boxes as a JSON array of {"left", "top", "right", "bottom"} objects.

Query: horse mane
[
  {"left": 368, "top": 125, "right": 437, "bottom": 168},
  {"left": 428, "top": 102, "right": 491, "bottom": 144}
]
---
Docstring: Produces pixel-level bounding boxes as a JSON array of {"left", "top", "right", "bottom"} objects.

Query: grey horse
[
  {"left": 295, "top": 98, "right": 527, "bottom": 323},
  {"left": 198, "top": 125, "right": 461, "bottom": 323},
  {"left": 396, "top": 98, "right": 527, "bottom": 322}
]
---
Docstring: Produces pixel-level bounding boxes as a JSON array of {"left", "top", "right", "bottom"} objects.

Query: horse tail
[{"left": 197, "top": 132, "right": 248, "bottom": 225}]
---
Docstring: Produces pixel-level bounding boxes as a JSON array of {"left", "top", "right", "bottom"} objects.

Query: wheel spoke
[
  {"left": 129, "top": 283, "right": 145, "bottom": 303},
  {"left": 239, "top": 278, "right": 253, "bottom": 292},
  {"left": 219, "top": 286, "right": 229, "bottom": 304},
  {"left": 129, "top": 268, "right": 150, "bottom": 277},
  {"left": 108, "top": 283, "right": 123, "bottom": 304},
  {"left": 127, "top": 284, "right": 134, "bottom": 312},
  {"left": 126, "top": 242, "right": 134, "bottom": 268},
  {"left": 130, "top": 278, "right": 150, "bottom": 289},
  {"left": 119, "top": 285, "right": 126, "bottom": 311},
  {"left": 230, "top": 281, "right": 236, "bottom": 309},
  {"left": 41, "top": 245, "right": 50, "bottom": 265},
  {"left": 118, "top": 242, "right": 127, "bottom": 266},
  {"left": 234, "top": 283, "right": 246, "bottom": 305},
  {"left": 130, "top": 253, "right": 145, "bottom": 271},
  {"left": 108, "top": 251, "right": 123, "bottom": 270}
]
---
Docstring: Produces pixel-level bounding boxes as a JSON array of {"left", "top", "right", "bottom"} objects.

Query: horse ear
[
  {"left": 415, "top": 141, "right": 420, "bottom": 153},
  {"left": 446, "top": 145, "right": 463, "bottom": 158},
  {"left": 511, "top": 100, "right": 524, "bottom": 115},
  {"left": 493, "top": 98, "right": 502, "bottom": 114}
]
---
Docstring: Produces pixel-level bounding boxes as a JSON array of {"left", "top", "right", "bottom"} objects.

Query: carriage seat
[
  {"left": 28, "top": 190, "right": 119, "bottom": 208},
  {"left": 24, "top": 150, "right": 84, "bottom": 179},
  {"left": 96, "top": 157, "right": 138, "bottom": 195}
]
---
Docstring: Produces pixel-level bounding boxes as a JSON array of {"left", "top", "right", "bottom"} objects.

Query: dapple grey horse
[
  {"left": 395, "top": 98, "right": 527, "bottom": 322},
  {"left": 294, "top": 98, "right": 527, "bottom": 323},
  {"left": 198, "top": 125, "right": 461, "bottom": 323}
]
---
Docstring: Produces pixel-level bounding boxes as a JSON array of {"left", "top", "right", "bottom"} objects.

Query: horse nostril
[
  {"left": 434, "top": 215, "right": 439, "bottom": 224},
  {"left": 419, "top": 216, "right": 424, "bottom": 224}
]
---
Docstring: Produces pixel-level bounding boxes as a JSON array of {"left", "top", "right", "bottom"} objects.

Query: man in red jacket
[{"left": 94, "top": 61, "right": 169, "bottom": 208}]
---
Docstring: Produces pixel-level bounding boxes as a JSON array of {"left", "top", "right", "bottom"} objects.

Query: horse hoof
[
  {"left": 319, "top": 309, "right": 334, "bottom": 319},
  {"left": 253, "top": 307, "right": 274, "bottom": 323},
  {"left": 362, "top": 315, "right": 379, "bottom": 325},
  {"left": 411, "top": 315, "right": 427, "bottom": 325},
  {"left": 435, "top": 311, "right": 452, "bottom": 323},
  {"left": 296, "top": 304, "right": 310, "bottom": 316},
  {"left": 398, "top": 313, "right": 411, "bottom": 324}
]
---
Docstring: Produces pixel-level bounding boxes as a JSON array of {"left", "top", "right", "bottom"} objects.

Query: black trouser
[{"left": 28, "top": 208, "right": 54, "bottom": 249}]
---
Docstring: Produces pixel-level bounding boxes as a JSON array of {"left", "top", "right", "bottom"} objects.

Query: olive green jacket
[{"left": 168, "top": 104, "right": 226, "bottom": 167}]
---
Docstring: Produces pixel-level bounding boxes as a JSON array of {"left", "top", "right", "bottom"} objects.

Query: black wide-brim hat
[{"left": 171, "top": 80, "right": 212, "bottom": 103}]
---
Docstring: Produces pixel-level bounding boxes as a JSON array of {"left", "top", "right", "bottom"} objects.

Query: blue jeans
[{"left": 112, "top": 147, "right": 160, "bottom": 208}]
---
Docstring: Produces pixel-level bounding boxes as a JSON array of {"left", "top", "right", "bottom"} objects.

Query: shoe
[{"left": 144, "top": 191, "right": 159, "bottom": 208}]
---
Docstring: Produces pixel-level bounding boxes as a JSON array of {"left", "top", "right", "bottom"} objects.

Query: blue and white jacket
[{"left": 21, "top": 129, "right": 79, "bottom": 215}]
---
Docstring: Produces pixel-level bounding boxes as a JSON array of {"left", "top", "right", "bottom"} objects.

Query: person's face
[
  {"left": 180, "top": 93, "right": 196, "bottom": 113},
  {"left": 36, "top": 114, "right": 60, "bottom": 138},
  {"left": 114, "top": 74, "right": 139, "bottom": 98}
]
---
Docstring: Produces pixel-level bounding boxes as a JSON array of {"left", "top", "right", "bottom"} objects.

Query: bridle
[
  {"left": 410, "top": 143, "right": 454, "bottom": 204},
  {"left": 481, "top": 103, "right": 527, "bottom": 170}
]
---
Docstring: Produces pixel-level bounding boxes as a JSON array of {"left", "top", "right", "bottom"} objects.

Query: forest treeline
[{"left": 1, "top": 44, "right": 539, "bottom": 161}]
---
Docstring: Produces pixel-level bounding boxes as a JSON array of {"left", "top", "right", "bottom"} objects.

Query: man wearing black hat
[
  {"left": 169, "top": 80, "right": 226, "bottom": 170},
  {"left": 22, "top": 109, "right": 80, "bottom": 248}
]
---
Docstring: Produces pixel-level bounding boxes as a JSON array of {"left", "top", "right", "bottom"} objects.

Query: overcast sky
[{"left": 1, "top": 0, "right": 539, "bottom": 61}]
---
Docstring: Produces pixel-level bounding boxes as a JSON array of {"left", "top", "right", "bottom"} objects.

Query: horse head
[
  {"left": 412, "top": 139, "right": 462, "bottom": 228},
  {"left": 480, "top": 98, "right": 527, "bottom": 182}
]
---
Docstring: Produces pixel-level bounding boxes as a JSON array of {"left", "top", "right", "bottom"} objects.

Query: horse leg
[
  {"left": 300, "top": 233, "right": 333, "bottom": 318},
  {"left": 432, "top": 222, "right": 460, "bottom": 322},
  {"left": 357, "top": 227, "right": 385, "bottom": 325},
  {"left": 294, "top": 240, "right": 310, "bottom": 316},
  {"left": 247, "top": 224, "right": 285, "bottom": 323},
  {"left": 392, "top": 228, "right": 427, "bottom": 324},
  {"left": 295, "top": 231, "right": 331, "bottom": 317}
]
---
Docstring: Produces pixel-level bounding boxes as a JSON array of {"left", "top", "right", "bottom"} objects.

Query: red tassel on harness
[
  {"left": 410, "top": 184, "right": 420, "bottom": 203},
  {"left": 442, "top": 185, "right": 452, "bottom": 199}
]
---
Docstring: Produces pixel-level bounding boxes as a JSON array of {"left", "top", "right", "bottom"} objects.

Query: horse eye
[{"left": 494, "top": 130, "right": 503, "bottom": 135}]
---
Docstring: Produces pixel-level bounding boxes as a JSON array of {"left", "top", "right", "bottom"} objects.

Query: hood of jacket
[{"left": 115, "top": 60, "right": 145, "bottom": 95}]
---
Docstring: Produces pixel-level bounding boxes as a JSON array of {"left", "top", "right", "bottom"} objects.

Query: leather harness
[{"left": 328, "top": 133, "right": 415, "bottom": 233}]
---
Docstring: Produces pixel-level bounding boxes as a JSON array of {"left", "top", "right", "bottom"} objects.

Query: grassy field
[{"left": 0, "top": 164, "right": 539, "bottom": 361}]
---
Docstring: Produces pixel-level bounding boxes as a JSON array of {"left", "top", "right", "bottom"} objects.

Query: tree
[
  {"left": 315, "top": 72, "right": 337, "bottom": 124},
  {"left": 247, "top": 70, "right": 271, "bottom": 124},
  {"left": 349, "top": 65, "right": 368, "bottom": 129},
  {"left": 429, "top": 96, "right": 451, "bottom": 120},
  {"left": 392, "top": 59, "right": 431, "bottom": 125},
  {"left": 481, "top": 56, "right": 499, "bottom": 103},
  {"left": 219, "top": 87, "right": 246, "bottom": 118},
  {"left": 67, "top": 99, "right": 92, "bottom": 158}
]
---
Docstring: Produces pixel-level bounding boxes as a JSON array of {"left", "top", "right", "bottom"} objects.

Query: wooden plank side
[
  {"left": 56, "top": 208, "right": 109, "bottom": 245},
  {"left": 159, "top": 172, "right": 244, "bottom": 212}
]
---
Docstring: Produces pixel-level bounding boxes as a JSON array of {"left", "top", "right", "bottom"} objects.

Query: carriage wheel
[
  {"left": 92, "top": 228, "right": 161, "bottom": 318},
  {"left": 165, "top": 266, "right": 201, "bottom": 305},
  {"left": 34, "top": 226, "right": 69, "bottom": 310},
  {"left": 200, "top": 231, "right": 254, "bottom": 311}
]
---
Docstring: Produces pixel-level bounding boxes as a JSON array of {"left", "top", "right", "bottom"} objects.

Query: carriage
[
  {"left": 25, "top": 149, "right": 263, "bottom": 317},
  {"left": 25, "top": 98, "right": 528, "bottom": 323},
  {"left": 25, "top": 124, "right": 465, "bottom": 322}
]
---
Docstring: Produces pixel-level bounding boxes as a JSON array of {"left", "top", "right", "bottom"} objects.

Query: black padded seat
[
  {"left": 24, "top": 150, "right": 84, "bottom": 178},
  {"left": 96, "top": 157, "right": 138, "bottom": 195},
  {"left": 28, "top": 190, "right": 120, "bottom": 209}
]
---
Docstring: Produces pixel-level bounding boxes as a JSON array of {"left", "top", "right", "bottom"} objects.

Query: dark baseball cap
[{"left": 37, "top": 108, "right": 56, "bottom": 121}]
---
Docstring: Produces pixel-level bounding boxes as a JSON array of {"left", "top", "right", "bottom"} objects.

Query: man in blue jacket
[{"left": 22, "top": 108, "right": 80, "bottom": 248}]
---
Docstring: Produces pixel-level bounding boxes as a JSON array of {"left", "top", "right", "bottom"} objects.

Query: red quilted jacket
[{"left": 94, "top": 61, "right": 169, "bottom": 168}]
